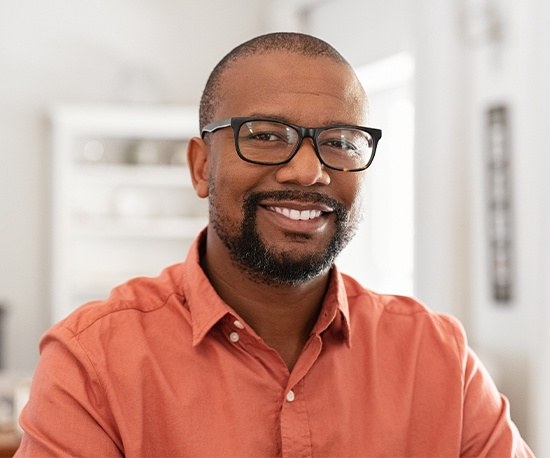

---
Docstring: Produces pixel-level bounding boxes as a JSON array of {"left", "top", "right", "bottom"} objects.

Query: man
[{"left": 16, "top": 32, "right": 532, "bottom": 456}]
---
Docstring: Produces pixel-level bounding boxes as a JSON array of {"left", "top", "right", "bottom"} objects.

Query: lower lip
[{"left": 259, "top": 206, "right": 330, "bottom": 234}]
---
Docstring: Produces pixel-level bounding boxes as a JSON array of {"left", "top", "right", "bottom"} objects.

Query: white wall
[
  {"left": 300, "top": 0, "right": 414, "bottom": 68},
  {"left": 464, "top": 0, "right": 535, "bottom": 442},
  {"left": 304, "top": 0, "right": 548, "bottom": 453},
  {"left": 0, "top": 0, "right": 267, "bottom": 372},
  {"left": 416, "top": 0, "right": 550, "bottom": 452},
  {"left": 458, "top": 0, "right": 550, "bottom": 452},
  {"left": 531, "top": 0, "right": 550, "bottom": 453}
]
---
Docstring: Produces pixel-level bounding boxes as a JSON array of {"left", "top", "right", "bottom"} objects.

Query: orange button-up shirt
[{"left": 16, "top": 234, "right": 532, "bottom": 457}]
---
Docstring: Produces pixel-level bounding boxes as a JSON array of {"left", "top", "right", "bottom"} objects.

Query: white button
[
  {"left": 286, "top": 390, "right": 295, "bottom": 402},
  {"left": 229, "top": 332, "right": 240, "bottom": 343},
  {"left": 233, "top": 320, "right": 244, "bottom": 329}
]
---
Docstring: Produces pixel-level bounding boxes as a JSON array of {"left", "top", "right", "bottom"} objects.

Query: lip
[
  {"left": 258, "top": 200, "right": 333, "bottom": 234},
  {"left": 267, "top": 206, "right": 323, "bottom": 221},
  {"left": 260, "top": 199, "right": 334, "bottom": 213}
]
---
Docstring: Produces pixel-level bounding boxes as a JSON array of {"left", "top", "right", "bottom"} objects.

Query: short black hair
[{"left": 199, "top": 32, "right": 353, "bottom": 130}]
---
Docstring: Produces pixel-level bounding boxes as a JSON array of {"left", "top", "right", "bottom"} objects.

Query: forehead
[{"left": 214, "top": 51, "right": 367, "bottom": 125}]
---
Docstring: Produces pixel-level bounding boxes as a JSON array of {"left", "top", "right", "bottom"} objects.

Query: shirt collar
[
  {"left": 181, "top": 230, "right": 351, "bottom": 347},
  {"left": 179, "top": 231, "right": 226, "bottom": 346},
  {"left": 312, "top": 264, "right": 351, "bottom": 347}
]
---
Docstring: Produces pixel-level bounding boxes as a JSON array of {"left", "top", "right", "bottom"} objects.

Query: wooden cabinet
[{"left": 0, "top": 430, "right": 20, "bottom": 456}]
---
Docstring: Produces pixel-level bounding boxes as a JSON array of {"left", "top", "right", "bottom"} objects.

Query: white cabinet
[{"left": 49, "top": 105, "right": 206, "bottom": 323}]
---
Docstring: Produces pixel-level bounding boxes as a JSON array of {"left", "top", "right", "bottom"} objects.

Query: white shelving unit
[{"left": 49, "top": 105, "right": 206, "bottom": 323}]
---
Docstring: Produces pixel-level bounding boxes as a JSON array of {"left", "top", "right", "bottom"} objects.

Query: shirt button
[
  {"left": 229, "top": 332, "right": 240, "bottom": 343},
  {"left": 286, "top": 390, "right": 295, "bottom": 402},
  {"left": 233, "top": 320, "right": 244, "bottom": 329}
]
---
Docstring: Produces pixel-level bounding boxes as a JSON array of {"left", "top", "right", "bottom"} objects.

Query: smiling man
[{"left": 15, "top": 32, "right": 532, "bottom": 457}]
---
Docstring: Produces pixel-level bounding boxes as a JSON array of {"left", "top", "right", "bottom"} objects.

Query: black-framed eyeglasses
[{"left": 201, "top": 117, "right": 382, "bottom": 172}]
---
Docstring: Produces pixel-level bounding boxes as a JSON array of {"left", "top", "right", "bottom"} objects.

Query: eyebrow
[{"left": 244, "top": 113, "right": 360, "bottom": 127}]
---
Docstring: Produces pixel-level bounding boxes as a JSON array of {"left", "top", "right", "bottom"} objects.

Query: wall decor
[{"left": 486, "top": 105, "right": 513, "bottom": 303}]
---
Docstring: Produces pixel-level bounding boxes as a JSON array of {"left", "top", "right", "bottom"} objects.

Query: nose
[{"left": 274, "top": 138, "right": 331, "bottom": 186}]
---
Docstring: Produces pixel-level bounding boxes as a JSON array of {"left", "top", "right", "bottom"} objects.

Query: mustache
[{"left": 243, "top": 190, "right": 348, "bottom": 220}]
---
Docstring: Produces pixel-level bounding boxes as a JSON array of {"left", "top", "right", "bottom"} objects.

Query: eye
[
  {"left": 249, "top": 132, "right": 283, "bottom": 142},
  {"left": 323, "top": 138, "right": 358, "bottom": 151},
  {"left": 242, "top": 121, "right": 296, "bottom": 145},
  {"left": 320, "top": 136, "right": 363, "bottom": 157},
  {"left": 319, "top": 128, "right": 373, "bottom": 155}
]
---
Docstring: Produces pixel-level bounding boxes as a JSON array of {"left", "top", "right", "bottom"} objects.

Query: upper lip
[{"left": 259, "top": 200, "right": 334, "bottom": 213}]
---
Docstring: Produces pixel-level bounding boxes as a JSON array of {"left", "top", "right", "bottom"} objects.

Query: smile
[{"left": 267, "top": 206, "right": 324, "bottom": 221}]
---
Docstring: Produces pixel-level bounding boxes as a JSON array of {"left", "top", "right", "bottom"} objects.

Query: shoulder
[
  {"left": 47, "top": 263, "right": 188, "bottom": 342},
  {"left": 341, "top": 273, "right": 467, "bottom": 357}
]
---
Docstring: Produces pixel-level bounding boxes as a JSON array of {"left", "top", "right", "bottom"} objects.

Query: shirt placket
[
  {"left": 280, "top": 380, "right": 312, "bottom": 457},
  {"left": 219, "top": 314, "right": 328, "bottom": 457},
  {"left": 279, "top": 334, "right": 324, "bottom": 458}
]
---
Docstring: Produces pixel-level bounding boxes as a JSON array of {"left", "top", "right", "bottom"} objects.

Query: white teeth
[{"left": 269, "top": 206, "right": 322, "bottom": 221}]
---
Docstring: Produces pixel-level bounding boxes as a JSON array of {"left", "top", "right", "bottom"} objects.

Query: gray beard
[{"left": 210, "top": 189, "right": 357, "bottom": 286}]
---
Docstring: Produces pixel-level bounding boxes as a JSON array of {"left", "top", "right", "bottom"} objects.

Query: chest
[{"left": 103, "top": 323, "right": 464, "bottom": 457}]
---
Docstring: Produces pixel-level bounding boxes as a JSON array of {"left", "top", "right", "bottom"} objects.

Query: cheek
[
  {"left": 209, "top": 146, "right": 273, "bottom": 200},
  {"left": 352, "top": 176, "right": 366, "bottom": 207},
  {"left": 336, "top": 175, "right": 366, "bottom": 228},
  {"left": 209, "top": 164, "right": 247, "bottom": 206},
  {"left": 335, "top": 173, "right": 364, "bottom": 207},
  {"left": 207, "top": 153, "right": 263, "bottom": 220},
  {"left": 206, "top": 144, "right": 240, "bottom": 197}
]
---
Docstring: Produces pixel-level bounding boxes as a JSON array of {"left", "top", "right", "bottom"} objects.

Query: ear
[{"left": 187, "top": 136, "right": 210, "bottom": 198}]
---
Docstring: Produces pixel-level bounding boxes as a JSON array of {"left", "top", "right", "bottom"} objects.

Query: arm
[
  {"left": 455, "top": 330, "right": 533, "bottom": 457},
  {"left": 15, "top": 327, "right": 122, "bottom": 457}
]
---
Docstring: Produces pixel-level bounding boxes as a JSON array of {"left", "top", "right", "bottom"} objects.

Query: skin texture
[{"left": 187, "top": 51, "right": 368, "bottom": 369}]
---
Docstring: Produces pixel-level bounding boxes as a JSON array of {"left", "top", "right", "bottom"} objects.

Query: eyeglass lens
[{"left": 237, "top": 120, "right": 374, "bottom": 170}]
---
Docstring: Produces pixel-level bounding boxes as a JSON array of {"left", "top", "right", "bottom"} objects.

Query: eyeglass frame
[{"left": 200, "top": 116, "right": 382, "bottom": 172}]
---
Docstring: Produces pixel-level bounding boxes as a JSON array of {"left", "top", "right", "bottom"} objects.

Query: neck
[{"left": 201, "top": 230, "right": 330, "bottom": 370}]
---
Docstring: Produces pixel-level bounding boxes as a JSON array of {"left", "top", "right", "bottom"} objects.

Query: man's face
[{"left": 203, "top": 51, "right": 368, "bottom": 286}]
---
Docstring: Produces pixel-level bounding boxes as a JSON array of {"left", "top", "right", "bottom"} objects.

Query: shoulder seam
[{"left": 60, "top": 291, "right": 184, "bottom": 337}]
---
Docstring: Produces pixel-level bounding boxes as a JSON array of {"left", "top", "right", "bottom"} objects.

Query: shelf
[
  {"left": 51, "top": 105, "right": 198, "bottom": 139},
  {"left": 72, "top": 216, "right": 207, "bottom": 239},
  {"left": 50, "top": 104, "right": 204, "bottom": 323},
  {"left": 74, "top": 164, "right": 193, "bottom": 188}
]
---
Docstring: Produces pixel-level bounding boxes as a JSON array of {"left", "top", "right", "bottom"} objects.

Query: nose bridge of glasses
[
  {"left": 291, "top": 140, "right": 323, "bottom": 170},
  {"left": 292, "top": 127, "right": 322, "bottom": 161},
  {"left": 277, "top": 128, "right": 329, "bottom": 185}
]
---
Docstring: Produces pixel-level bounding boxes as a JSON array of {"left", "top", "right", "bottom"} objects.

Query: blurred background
[{"left": 0, "top": 0, "right": 548, "bottom": 454}]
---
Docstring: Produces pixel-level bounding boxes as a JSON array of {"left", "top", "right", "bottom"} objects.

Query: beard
[{"left": 209, "top": 188, "right": 360, "bottom": 286}]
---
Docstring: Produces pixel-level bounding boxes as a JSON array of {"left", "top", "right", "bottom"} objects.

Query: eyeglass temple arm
[{"left": 201, "top": 118, "right": 232, "bottom": 137}]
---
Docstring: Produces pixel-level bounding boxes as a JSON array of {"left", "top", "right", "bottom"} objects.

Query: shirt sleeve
[
  {"left": 449, "top": 318, "right": 534, "bottom": 457},
  {"left": 14, "top": 326, "right": 122, "bottom": 457}
]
